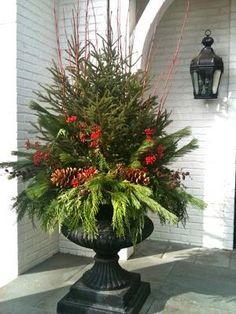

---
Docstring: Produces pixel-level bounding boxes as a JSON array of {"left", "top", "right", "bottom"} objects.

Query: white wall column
[
  {"left": 132, "top": 0, "right": 174, "bottom": 70},
  {"left": 17, "top": 0, "right": 59, "bottom": 273},
  {"left": 0, "top": 0, "right": 18, "bottom": 287}
]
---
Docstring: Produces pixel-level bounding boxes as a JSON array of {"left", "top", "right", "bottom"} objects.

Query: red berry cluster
[
  {"left": 24, "top": 140, "right": 40, "bottom": 151},
  {"left": 78, "top": 122, "right": 87, "bottom": 143},
  {"left": 66, "top": 115, "right": 77, "bottom": 123},
  {"left": 78, "top": 123, "right": 101, "bottom": 148},
  {"left": 144, "top": 144, "right": 165, "bottom": 166},
  {"left": 145, "top": 154, "right": 156, "bottom": 165},
  {"left": 24, "top": 140, "right": 50, "bottom": 166},
  {"left": 90, "top": 125, "right": 101, "bottom": 148},
  {"left": 143, "top": 128, "right": 165, "bottom": 165},
  {"left": 64, "top": 116, "right": 102, "bottom": 149},
  {"left": 157, "top": 144, "right": 164, "bottom": 159},
  {"left": 33, "top": 150, "right": 49, "bottom": 166},
  {"left": 144, "top": 128, "right": 154, "bottom": 141}
]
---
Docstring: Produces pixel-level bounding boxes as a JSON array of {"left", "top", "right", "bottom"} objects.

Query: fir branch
[
  {"left": 173, "top": 138, "right": 198, "bottom": 159},
  {"left": 180, "top": 189, "right": 207, "bottom": 209}
]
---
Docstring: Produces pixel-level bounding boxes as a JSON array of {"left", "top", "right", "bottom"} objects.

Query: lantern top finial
[{"left": 202, "top": 29, "right": 214, "bottom": 47}]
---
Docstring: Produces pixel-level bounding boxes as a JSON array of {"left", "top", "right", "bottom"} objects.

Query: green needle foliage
[{"left": 0, "top": 28, "right": 206, "bottom": 243}]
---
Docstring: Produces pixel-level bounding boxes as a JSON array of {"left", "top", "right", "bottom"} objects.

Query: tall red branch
[
  {"left": 143, "top": 0, "right": 190, "bottom": 114},
  {"left": 158, "top": 0, "right": 190, "bottom": 114},
  {"left": 53, "top": 0, "right": 63, "bottom": 72},
  {"left": 91, "top": 0, "right": 98, "bottom": 49},
  {"left": 53, "top": 0, "right": 67, "bottom": 116}
]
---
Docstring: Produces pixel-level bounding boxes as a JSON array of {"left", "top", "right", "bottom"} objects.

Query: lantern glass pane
[
  {"left": 192, "top": 71, "right": 198, "bottom": 94},
  {"left": 212, "top": 70, "right": 222, "bottom": 94},
  {"left": 198, "top": 72, "right": 213, "bottom": 97}
]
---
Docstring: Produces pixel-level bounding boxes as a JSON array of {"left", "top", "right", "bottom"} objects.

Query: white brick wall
[
  {"left": 148, "top": 0, "right": 236, "bottom": 249},
  {"left": 17, "top": 0, "right": 59, "bottom": 274},
  {"left": 0, "top": 1, "right": 18, "bottom": 288}
]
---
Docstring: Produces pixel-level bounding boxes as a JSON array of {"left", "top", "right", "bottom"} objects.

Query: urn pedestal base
[
  {"left": 57, "top": 212, "right": 154, "bottom": 314},
  {"left": 57, "top": 272, "right": 150, "bottom": 314}
]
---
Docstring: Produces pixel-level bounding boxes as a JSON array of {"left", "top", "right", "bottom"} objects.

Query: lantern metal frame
[{"left": 190, "top": 30, "right": 224, "bottom": 99}]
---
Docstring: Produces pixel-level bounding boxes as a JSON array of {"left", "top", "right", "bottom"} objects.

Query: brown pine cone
[
  {"left": 126, "top": 168, "right": 150, "bottom": 186},
  {"left": 51, "top": 167, "right": 78, "bottom": 187},
  {"left": 71, "top": 167, "right": 98, "bottom": 187},
  {"left": 116, "top": 164, "right": 150, "bottom": 186}
]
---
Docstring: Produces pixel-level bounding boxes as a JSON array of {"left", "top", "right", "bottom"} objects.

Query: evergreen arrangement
[{"left": 0, "top": 29, "right": 206, "bottom": 243}]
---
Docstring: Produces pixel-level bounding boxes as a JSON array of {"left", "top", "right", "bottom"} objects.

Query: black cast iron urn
[{"left": 57, "top": 204, "right": 154, "bottom": 314}]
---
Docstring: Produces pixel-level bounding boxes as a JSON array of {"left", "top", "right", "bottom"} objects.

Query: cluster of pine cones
[{"left": 50, "top": 165, "right": 189, "bottom": 190}]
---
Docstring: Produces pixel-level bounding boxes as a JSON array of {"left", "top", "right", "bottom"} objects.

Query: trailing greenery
[{"left": 0, "top": 31, "right": 206, "bottom": 243}]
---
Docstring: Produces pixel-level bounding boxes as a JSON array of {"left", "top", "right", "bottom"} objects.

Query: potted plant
[{"left": 0, "top": 22, "right": 205, "bottom": 313}]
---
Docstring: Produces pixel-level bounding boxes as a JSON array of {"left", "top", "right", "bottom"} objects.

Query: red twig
[
  {"left": 141, "top": 11, "right": 161, "bottom": 93},
  {"left": 75, "top": 1, "right": 80, "bottom": 54},
  {"left": 91, "top": 0, "right": 98, "bottom": 49},
  {"left": 53, "top": 0, "right": 68, "bottom": 116},
  {"left": 116, "top": 0, "right": 121, "bottom": 56},
  {"left": 62, "top": 8, "right": 73, "bottom": 69},
  {"left": 53, "top": 0, "right": 63, "bottom": 72},
  {"left": 107, "top": 0, "right": 111, "bottom": 40},
  {"left": 124, "top": 5, "right": 129, "bottom": 72},
  {"left": 157, "top": 0, "right": 190, "bottom": 115},
  {"left": 85, "top": 0, "right": 90, "bottom": 58},
  {"left": 144, "top": 11, "right": 160, "bottom": 77}
]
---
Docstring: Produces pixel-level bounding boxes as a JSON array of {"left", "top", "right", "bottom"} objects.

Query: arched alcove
[
  {"left": 132, "top": 0, "right": 175, "bottom": 71},
  {"left": 141, "top": 0, "right": 236, "bottom": 249}
]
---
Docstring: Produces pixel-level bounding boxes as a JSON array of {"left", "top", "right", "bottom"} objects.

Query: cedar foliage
[{"left": 0, "top": 27, "right": 206, "bottom": 243}]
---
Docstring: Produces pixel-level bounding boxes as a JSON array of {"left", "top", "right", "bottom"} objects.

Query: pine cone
[
  {"left": 116, "top": 165, "right": 150, "bottom": 186},
  {"left": 125, "top": 168, "right": 150, "bottom": 186},
  {"left": 51, "top": 167, "right": 78, "bottom": 187},
  {"left": 75, "top": 168, "right": 93, "bottom": 186},
  {"left": 70, "top": 167, "right": 98, "bottom": 188}
]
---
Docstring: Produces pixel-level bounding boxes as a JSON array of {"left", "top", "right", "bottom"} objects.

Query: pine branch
[{"left": 173, "top": 138, "right": 198, "bottom": 159}]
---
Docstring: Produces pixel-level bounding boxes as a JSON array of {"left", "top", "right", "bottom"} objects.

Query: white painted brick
[
  {"left": 0, "top": 1, "right": 18, "bottom": 287},
  {"left": 16, "top": 0, "right": 59, "bottom": 274},
  {"left": 148, "top": 0, "right": 236, "bottom": 250}
]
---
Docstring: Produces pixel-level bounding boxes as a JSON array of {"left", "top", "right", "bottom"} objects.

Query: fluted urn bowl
[{"left": 57, "top": 204, "right": 154, "bottom": 314}]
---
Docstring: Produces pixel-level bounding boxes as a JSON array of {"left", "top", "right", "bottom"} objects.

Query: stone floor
[{"left": 0, "top": 240, "right": 236, "bottom": 314}]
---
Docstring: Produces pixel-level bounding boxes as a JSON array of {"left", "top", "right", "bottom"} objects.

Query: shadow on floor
[
  {"left": 132, "top": 241, "right": 236, "bottom": 313},
  {"left": 1, "top": 240, "right": 236, "bottom": 314},
  {"left": 0, "top": 286, "right": 69, "bottom": 314},
  {"left": 26, "top": 253, "right": 92, "bottom": 274},
  {"left": 138, "top": 260, "right": 236, "bottom": 313}
]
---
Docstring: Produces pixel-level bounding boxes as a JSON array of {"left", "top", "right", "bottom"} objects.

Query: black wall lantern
[{"left": 190, "top": 30, "right": 224, "bottom": 99}]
